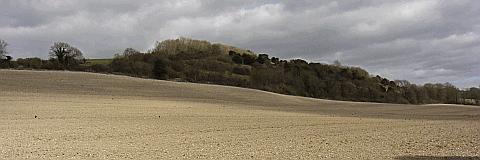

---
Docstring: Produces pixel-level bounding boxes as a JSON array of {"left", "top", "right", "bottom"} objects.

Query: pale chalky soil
[{"left": 1, "top": 70, "right": 479, "bottom": 159}]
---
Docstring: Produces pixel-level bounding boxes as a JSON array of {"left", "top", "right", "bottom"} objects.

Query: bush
[
  {"left": 91, "top": 64, "right": 111, "bottom": 73},
  {"left": 242, "top": 54, "right": 256, "bottom": 65},
  {"left": 232, "top": 55, "right": 243, "bottom": 64},
  {"left": 42, "top": 59, "right": 65, "bottom": 70},
  {"left": 17, "top": 57, "right": 42, "bottom": 69},
  {"left": 232, "top": 66, "right": 250, "bottom": 75},
  {"left": 0, "top": 58, "right": 12, "bottom": 68}
]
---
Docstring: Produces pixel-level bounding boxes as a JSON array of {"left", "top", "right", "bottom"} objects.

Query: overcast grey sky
[{"left": 1, "top": 0, "right": 479, "bottom": 89}]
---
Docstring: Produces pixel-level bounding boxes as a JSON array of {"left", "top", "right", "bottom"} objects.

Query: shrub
[
  {"left": 17, "top": 57, "right": 42, "bottom": 69},
  {"left": 232, "top": 55, "right": 243, "bottom": 64},
  {"left": 242, "top": 54, "right": 256, "bottom": 65},
  {"left": 232, "top": 66, "right": 250, "bottom": 75},
  {"left": 91, "top": 64, "right": 111, "bottom": 73}
]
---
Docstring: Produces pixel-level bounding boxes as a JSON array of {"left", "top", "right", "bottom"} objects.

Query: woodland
[{"left": 1, "top": 37, "right": 479, "bottom": 105}]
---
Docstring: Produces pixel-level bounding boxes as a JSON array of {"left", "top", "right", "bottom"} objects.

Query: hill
[
  {"left": 105, "top": 38, "right": 480, "bottom": 106},
  {"left": 4, "top": 37, "right": 479, "bottom": 106}
]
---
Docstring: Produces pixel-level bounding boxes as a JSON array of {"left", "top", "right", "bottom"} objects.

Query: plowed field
[{"left": 1, "top": 70, "right": 478, "bottom": 159}]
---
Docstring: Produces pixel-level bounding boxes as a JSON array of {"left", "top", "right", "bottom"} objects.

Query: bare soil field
[{"left": 1, "top": 70, "right": 479, "bottom": 159}]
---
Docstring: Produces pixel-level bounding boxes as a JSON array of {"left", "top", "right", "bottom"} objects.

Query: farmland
[{"left": 0, "top": 70, "right": 478, "bottom": 159}]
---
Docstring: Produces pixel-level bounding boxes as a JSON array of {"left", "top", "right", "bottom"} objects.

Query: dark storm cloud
[{"left": 0, "top": 0, "right": 479, "bottom": 88}]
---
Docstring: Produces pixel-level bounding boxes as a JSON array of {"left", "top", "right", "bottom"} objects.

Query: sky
[{"left": 0, "top": 0, "right": 479, "bottom": 89}]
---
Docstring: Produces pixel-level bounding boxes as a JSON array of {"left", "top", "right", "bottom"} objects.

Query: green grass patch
[
  {"left": 81, "top": 59, "right": 113, "bottom": 66},
  {"left": 224, "top": 71, "right": 251, "bottom": 80}
]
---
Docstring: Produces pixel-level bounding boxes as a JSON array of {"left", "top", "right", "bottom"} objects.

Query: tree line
[{"left": 0, "top": 37, "right": 478, "bottom": 106}]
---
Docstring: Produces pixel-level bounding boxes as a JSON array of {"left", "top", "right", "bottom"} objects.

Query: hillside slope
[
  {"left": 1, "top": 70, "right": 479, "bottom": 159},
  {"left": 1, "top": 70, "right": 478, "bottom": 120}
]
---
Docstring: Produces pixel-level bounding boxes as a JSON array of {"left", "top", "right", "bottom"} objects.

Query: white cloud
[
  {"left": 301, "top": 1, "right": 339, "bottom": 16},
  {"left": 164, "top": 0, "right": 202, "bottom": 11},
  {"left": 346, "top": 1, "right": 440, "bottom": 35},
  {"left": 238, "top": 3, "right": 286, "bottom": 27},
  {"left": 101, "top": 12, "right": 139, "bottom": 32},
  {"left": 427, "top": 32, "right": 480, "bottom": 55},
  {"left": 389, "top": 1, "right": 437, "bottom": 21},
  {"left": 374, "top": 66, "right": 455, "bottom": 85},
  {"left": 0, "top": 26, "right": 43, "bottom": 36},
  {"left": 29, "top": 0, "right": 83, "bottom": 12},
  {"left": 334, "top": 52, "right": 343, "bottom": 60},
  {"left": 57, "top": 10, "right": 94, "bottom": 31},
  {"left": 431, "top": 32, "right": 480, "bottom": 46},
  {"left": 413, "top": 69, "right": 427, "bottom": 78},
  {"left": 159, "top": 2, "right": 288, "bottom": 39},
  {"left": 369, "top": 38, "right": 419, "bottom": 49},
  {"left": 433, "top": 68, "right": 452, "bottom": 75}
]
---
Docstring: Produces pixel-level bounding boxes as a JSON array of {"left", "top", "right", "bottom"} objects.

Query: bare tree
[
  {"left": 0, "top": 39, "right": 8, "bottom": 59},
  {"left": 123, "top": 47, "right": 140, "bottom": 57},
  {"left": 395, "top": 79, "right": 411, "bottom": 88},
  {"left": 333, "top": 60, "right": 341, "bottom": 67},
  {"left": 69, "top": 47, "right": 83, "bottom": 59},
  {"left": 49, "top": 42, "right": 83, "bottom": 65}
]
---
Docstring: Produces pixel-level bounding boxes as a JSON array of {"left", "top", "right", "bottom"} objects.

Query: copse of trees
[
  {"left": 462, "top": 87, "right": 480, "bottom": 105},
  {"left": 106, "top": 38, "right": 479, "bottom": 105},
  {"left": 153, "top": 37, "right": 248, "bottom": 56},
  {"left": 103, "top": 38, "right": 479, "bottom": 105},
  {"left": 395, "top": 81, "right": 480, "bottom": 105},
  {"left": 2, "top": 37, "right": 479, "bottom": 106}
]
